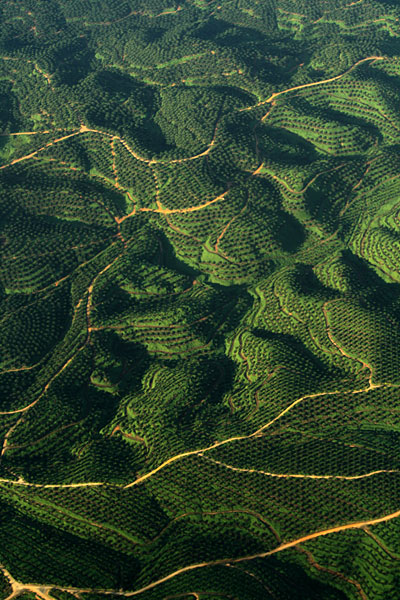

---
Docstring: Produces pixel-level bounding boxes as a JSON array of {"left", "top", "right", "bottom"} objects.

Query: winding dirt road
[
  {"left": 201, "top": 455, "right": 400, "bottom": 482},
  {"left": 240, "top": 56, "right": 386, "bottom": 114},
  {"left": 2, "top": 505, "right": 400, "bottom": 598},
  {"left": 139, "top": 189, "right": 229, "bottom": 215},
  {"left": 124, "top": 377, "right": 388, "bottom": 489}
]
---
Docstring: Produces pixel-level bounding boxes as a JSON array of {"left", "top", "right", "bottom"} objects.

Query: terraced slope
[{"left": 1, "top": 0, "right": 400, "bottom": 598}]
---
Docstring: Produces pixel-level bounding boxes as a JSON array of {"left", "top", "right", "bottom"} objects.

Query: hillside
[{"left": 1, "top": 1, "right": 400, "bottom": 598}]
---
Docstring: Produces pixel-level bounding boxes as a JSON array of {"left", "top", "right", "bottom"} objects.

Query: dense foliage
[{"left": 1, "top": 0, "right": 400, "bottom": 598}]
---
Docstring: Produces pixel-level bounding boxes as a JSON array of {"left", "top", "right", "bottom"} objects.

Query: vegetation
[{"left": 1, "top": 0, "right": 400, "bottom": 598}]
